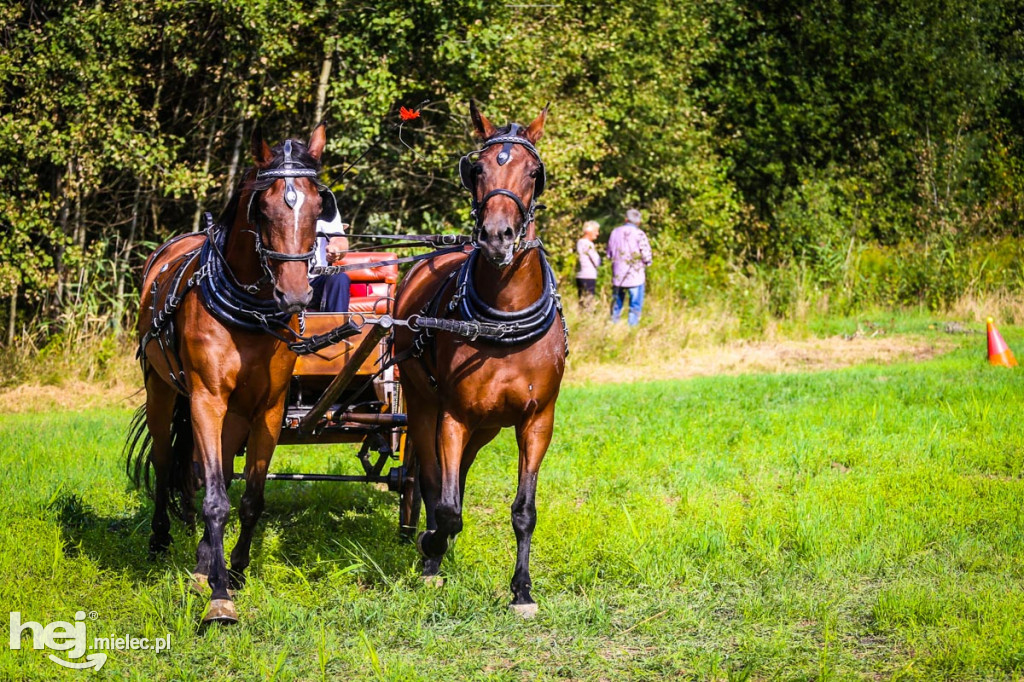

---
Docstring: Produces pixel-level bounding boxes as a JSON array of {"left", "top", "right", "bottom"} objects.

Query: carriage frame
[{"left": 249, "top": 250, "right": 416, "bottom": 527}]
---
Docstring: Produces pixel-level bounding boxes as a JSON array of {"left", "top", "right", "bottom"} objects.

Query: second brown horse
[{"left": 394, "top": 102, "right": 566, "bottom": 617}]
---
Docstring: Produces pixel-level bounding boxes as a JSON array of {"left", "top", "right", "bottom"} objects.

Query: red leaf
[{"left": 399, "top": 106, "right": 420, "bottom": 121}]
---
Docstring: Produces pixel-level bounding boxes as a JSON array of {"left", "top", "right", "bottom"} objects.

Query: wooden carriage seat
[{"left": 293, "top": 252, "right": 398, "bottom": 379}]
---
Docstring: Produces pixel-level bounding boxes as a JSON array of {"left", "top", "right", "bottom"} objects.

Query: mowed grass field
[{"left": 2, "top": 334, "right": 1024, "bottom": 680}]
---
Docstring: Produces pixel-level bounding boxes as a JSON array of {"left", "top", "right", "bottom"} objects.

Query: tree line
[{"left": 2, "top": 0, "right": 1021, "bottom": 344}]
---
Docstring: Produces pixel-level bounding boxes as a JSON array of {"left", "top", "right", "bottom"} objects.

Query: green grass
[{"left": 2, "top": 335, "right": 1024, "bottom": 680}]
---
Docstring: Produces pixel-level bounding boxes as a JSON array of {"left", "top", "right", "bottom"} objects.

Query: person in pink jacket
[
  {"left": 575, "top": 220, "right": 601, "bottom": 308},
  {"left": 606, "top": 208, "right": 652, "bottom": 326}
]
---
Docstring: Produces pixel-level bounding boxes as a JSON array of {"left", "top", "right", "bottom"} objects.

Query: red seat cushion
[{"left": 349, "top": 282, "right": 391, "bottom": 297}]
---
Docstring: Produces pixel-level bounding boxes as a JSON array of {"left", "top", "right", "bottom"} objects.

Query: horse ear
[
  {"left": 524, "top": 103, "right": 549, "bottom": 144},
  {"left": 470, "top": 99, "right": 497, "bottom": 140},
  {"left": 307, "top": 122, "right": 327, "bottom": 161},
  {"left": 251, "top": 125, "right": 273, "bottom": 167}
]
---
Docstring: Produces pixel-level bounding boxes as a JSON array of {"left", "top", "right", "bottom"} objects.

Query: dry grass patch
[
  {"left": 0, "top": 378, "right": 141, "bottom": 414},
  {"left": 567, "top": 333, "right": 955, "bottom": 385}
]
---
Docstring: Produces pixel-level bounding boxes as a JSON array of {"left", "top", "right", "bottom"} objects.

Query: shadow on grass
[{"left": 51, "top": 455, "right": 416, "bottom": 587}]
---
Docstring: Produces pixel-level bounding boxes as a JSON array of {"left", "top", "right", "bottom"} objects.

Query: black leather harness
[
  {"left": 394, "top": 128, "right": 569, "bottom": 374},
  {"left": 138, "top": 149, "right": 360, "bottom": 395}
]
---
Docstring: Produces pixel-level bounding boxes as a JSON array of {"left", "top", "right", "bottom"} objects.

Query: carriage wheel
[
  {"left": 395, "top": 390, "right": 421, "bottom": 541},
  {"left": 398, "top": 446, "right": 421, "bottom": 543}
]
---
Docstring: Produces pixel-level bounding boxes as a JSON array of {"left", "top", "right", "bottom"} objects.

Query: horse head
[
  {"left": 248, "top": 124, "right": 327, "bottom": 314},
  {"left": 461, "top": 101, "right": 548, "bottom": 268}
]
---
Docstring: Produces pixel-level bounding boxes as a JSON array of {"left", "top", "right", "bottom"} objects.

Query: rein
[
  {"left": 193, "top": 142, "right": 364, "bottom": 355},
  {"left": 379, "top": 127, "right": 567, "bottom": 358},
  {"left": 310, "top": 244, "right": 467, "bottom": 277},
  {"left": 198, "top": 221, "right": 361, "bottom": 354},
  {"left": 141, "top": 124, "right": 568, "bottom": 390},
  {"left": 138, "top": 220, "right": 361, "bottom": 391}
]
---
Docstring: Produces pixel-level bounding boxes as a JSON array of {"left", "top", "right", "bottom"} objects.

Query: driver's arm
[{"left": 326, "top": 236, "right": 348, "bottom": 264}]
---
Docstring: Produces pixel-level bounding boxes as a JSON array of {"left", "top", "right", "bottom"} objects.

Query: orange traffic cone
[{"left": 987, "top": 317, "right": 1018, "bottom": 367}]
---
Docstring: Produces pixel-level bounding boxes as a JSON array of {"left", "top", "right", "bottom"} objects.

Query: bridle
[
  {"left": 459, "top": 124, "right": 546, "bottom": 249},
  {"left": 244, "top": 139, "right": 330, "bottom": 287}
]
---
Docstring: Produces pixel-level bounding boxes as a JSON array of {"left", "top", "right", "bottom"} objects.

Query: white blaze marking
[{"left": 292, "top": 189, "right": 305, "bottom": 235}]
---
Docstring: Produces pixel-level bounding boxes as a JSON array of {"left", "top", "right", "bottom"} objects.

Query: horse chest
[{"left": 440, "top": 346, "right": 559, "bottom": 422}]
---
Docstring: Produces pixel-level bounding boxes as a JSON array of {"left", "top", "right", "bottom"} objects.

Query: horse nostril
[{"left": 503, "top": 227, "right": 514, "bottom": 239}]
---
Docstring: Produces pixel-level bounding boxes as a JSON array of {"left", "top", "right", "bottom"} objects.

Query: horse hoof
[
  {"left": 191, "top": 573, "right": 209, "bottom": 595},
  {"left": 415, "top": 531, "right": 431, "bottom": 558},
  {"left": 509, "top": 603, "right": 538, "bottom": 619},
  {"left": 203, "top": 599, "right": 238, "bottom": 625},
  {"left": 422, "top": 575, "right": 444, "bottom": 588},
  {"left": 148, "top": 536, "right": 172, "bottom": 557}
]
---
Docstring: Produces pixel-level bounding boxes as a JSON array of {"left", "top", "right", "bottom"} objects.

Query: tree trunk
[
  {"left": 192, "top": 114, "right": 220, "bottom": 232},
  {"left": 54, "top": 160, "right": 73, "bottom": 308},
  {"left": 224, "top": 119, "right": 245, "bottom": 203},
  {"left": 150, "top": 196, "right": 160, "bottom": 239},
  {"left": 73, "top": 160, "right": 85, "bottom": 251},
  {"left": 115, "top": 183, "right": 142, "bottom": 330},
  {"left": 192, "top": 89, "right": 224, "bottom": 232},
  {"left": 313, "top": 48, "right": 334, "bottom": 128},
  {"left": 6, "top": 287, "right": 15, "bottom": 346}
]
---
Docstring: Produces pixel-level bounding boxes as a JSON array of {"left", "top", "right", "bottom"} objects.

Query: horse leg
[
  {"left": 229, "top": 407, "right": 281, "bottom": 591},
  {"left": 509, "top": 405, "right": 555, "bottom": 618},
  {"left": 144, "top": 374, "right": 177, "bottom": 555},
  {"left": 193, "top": 413, "right": 248, "bottom": 593},
  {"left": 409, "top": 409, "right": 443, "bottom": 576},
  {"left": 190, "top": 393, "right": 237, "bottom": 624},
  {"left": 417, "top": 412, "right": 469, "bottom": 568},
  {"left": 459, "top": 428, "right": 499, "bottom": 507}
]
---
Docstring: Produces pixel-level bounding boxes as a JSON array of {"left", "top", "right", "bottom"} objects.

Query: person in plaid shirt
[{"left": 606, "top": 208, "right": 652, "bottom": 326}]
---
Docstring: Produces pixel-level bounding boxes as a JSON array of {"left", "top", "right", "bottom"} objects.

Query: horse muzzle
[
  {"left": 477, "top": 234, "right": 515, "bottom": 268},
  {"left": 273, "top": 287, "right": 313, "bottom": 315},
  {"left": 481, "top": 246, "right": 514, "bottom": 268}
]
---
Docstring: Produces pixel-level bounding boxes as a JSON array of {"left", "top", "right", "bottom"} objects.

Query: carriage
[{"left": 269, "top": 251, "right": 417, "bottom": 533}]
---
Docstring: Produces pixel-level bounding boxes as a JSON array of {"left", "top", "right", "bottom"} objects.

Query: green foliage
[
  {"left": 1, "top": 0, "right": 1022, "bottom": 347},
  {"left": 696, "top": 0, "right": 1024, "bottom": 268}
]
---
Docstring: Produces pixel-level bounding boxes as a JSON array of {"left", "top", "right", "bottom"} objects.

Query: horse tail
[
  {"left": 124, "top": 391, "right": 196, "bottom": 523},
  {"left": 124, "top": 403, "right": 153, "bottom": 493}
]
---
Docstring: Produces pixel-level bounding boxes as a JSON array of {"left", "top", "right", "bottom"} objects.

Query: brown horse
[
  {"left": 393, "top": 102, "right": 566, "bottom": 617},
  {"left": 126, "top": 125, "right": 332, "bottom": 624}
]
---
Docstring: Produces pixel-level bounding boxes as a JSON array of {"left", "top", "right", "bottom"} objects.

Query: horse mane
[{"left": 216, "top": 138, "right": 322, "bottom": 227}]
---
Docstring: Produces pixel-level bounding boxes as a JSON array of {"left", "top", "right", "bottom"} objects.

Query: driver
[{"left": 309, "top": 191, "right": 350, "bottom": 312}]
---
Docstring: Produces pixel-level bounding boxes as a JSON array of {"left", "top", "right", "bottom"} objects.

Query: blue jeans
[
  {"left": 310, "top": 273, "right": 351, "bottom": 312},
  {"left": 610, "top": 284, "right": 644, "bottom": 326}
]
